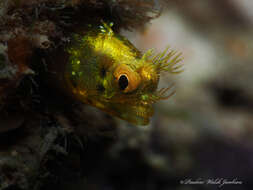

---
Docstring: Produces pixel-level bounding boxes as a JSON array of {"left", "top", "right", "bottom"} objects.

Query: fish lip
[
  {"left": 93, "top": 99, "right": 154, "bottom": 124},
  {"left": 132, "top": 104, "right": 153, "bottom": 118}
]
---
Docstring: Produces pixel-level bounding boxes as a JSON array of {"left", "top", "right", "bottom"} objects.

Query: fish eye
[
  {"left": 118, "top": 74, "right": 128, "bottom": 90},
  {"left": 114, "top": 65, "right": 140, "bottom": 93}
]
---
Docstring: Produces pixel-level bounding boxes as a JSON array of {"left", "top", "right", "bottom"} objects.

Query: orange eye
[{"left": 114, "top": 65, "right": 140, "bottom": 93}]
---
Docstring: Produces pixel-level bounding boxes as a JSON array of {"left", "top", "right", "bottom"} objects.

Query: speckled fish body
[{"left": 64, "top": 23, "right": 182, "bottom": 125}]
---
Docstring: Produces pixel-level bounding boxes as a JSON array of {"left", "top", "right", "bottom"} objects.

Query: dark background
[{"left": 0, "top": 0, "right": 253, "bottom": 190}]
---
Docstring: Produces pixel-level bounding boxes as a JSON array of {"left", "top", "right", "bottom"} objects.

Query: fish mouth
[
  {"left": 87, "top": 98, "right": 154, "bottom": 125},
  {"left": 108, "top": 102, "right": 154, "bottom": 125},
  {"left": 75, "top": 93, "right": 154, "bottom": 125}
]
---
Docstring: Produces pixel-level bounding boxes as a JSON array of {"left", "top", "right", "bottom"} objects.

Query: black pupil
[{"left": 118, "top": 75, "right": 128, "bottom": 90}]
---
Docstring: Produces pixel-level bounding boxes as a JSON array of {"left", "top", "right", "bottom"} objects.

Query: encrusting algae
[{"left": 63, "top": 22, "right": 182, "bottom": 125}]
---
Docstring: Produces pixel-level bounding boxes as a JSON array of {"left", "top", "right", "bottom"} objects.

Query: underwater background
[{"left": 0, "top": 0, "right": 253, "bottom": 190}]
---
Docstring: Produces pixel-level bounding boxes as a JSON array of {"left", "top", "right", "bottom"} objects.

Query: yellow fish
[{"left": 63, "top": 22, "right": 182, "bottom": 125}]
